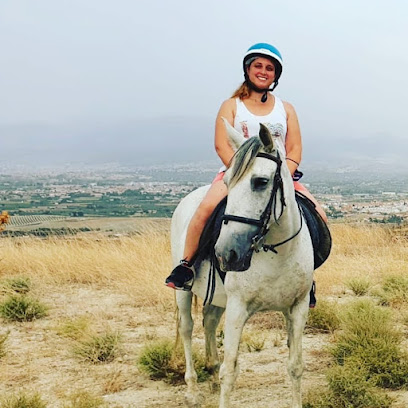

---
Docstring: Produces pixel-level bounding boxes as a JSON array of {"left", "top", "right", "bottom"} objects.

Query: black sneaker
[
  {"left": 309, "top": 280, "right": 316, "bottom": 308},
  {"left": 165, "top": 261, "right": 194, "bottom": 291}
]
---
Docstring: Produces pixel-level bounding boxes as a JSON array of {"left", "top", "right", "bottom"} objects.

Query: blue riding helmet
[
  {"left": 243, "top": 43, "right": 283, "bottom": 80},
  {"left": 243, "top": 43, "right": 283, "bottom": 102}
]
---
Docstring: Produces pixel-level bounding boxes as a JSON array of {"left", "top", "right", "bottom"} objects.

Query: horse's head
[{"left": 215, "top": 119, "right": 290, "bottom": 272}]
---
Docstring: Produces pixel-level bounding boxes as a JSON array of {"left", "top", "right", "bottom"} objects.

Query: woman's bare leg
[
  {"left": 183, "top": 179, "right": 228, "bottom": 262},
  {"left": 166, "top": 179, "right": 228, "bottom": 289}
]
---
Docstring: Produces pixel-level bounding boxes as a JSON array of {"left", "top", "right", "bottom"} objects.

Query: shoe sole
[{"left": 165, "top": 281, "right": 193, "bottom": 291}]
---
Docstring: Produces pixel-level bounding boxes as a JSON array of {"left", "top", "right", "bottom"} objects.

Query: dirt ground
[
  {"left": 0, "top": 282, "right": 319, "bottom": 407},
  {"left": 1, "top": 282, "right": 407, "bottom": 408}
]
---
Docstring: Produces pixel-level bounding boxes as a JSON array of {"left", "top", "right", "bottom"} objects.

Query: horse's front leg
[
  {"left": 203, "top": 304, "right": 225, "bottom": 386},
  {"left": 176, "top": 291, "right": 203, "bottom": 407},
  {"left": 219, "top": 297, "right": 249, "bottom": 408},
  {"left": 283, "top": 296, "right": 309, "bottom": 408}
]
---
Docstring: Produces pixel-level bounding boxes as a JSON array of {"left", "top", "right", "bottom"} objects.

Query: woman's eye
[
  {"left": 266, "top": 66, "right": 275, "bottom": 71},
  {"left": 252, "top": 177, "right": 269, "bottom": 190}
]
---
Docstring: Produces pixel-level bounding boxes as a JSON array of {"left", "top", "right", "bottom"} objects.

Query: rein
[{"left": 221, "top": 151, "right": 303, "bottom": 254}]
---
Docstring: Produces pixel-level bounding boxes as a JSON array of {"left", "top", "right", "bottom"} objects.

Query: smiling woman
[{"left": 165, "top": 42, "right": 327, "bottom": 292}]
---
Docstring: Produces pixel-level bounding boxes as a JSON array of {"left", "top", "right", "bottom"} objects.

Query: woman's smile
[{"left": 247, "top": 57, "right": 276, "bottom": 88}]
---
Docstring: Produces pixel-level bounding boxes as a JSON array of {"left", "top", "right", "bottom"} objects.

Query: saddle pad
[
  {"left": 192, "top": 197, "right": 227, "bottom": 281},
  {"left": 193, "top": 193, "right": 331, "bottom": 273},
  {"left": 295, "top": 191, "right": 332, "bottom": 269}
]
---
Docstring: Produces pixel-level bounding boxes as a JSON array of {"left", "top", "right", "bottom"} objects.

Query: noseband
[{"left": 222, "top": 151, "right": 303, "bottom": 254}]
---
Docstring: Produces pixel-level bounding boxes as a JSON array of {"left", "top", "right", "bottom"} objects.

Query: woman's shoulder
[
  {"left": 281, "top": 99, "right": 296, "bottom": 115},
  {"left": 220, "top": 97, "right": 237, "bottom": 109},
  {"left": 217, "top": 98, "right": 237, "bottom": 116}
]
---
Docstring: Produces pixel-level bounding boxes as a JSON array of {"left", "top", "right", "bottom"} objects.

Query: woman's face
[{"left": 247, "top": 57, "right": 276, "bottom": 89}]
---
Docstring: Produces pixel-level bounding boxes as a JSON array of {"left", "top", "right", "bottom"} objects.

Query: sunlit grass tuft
[
  {"left": 346, "top": 276, "right": 371, "bottom": 296},
  {"left": 73, "top": 330, "right": 122, "bottom": 364},
  {"left": 0, "top": 331, "right": 8, "bottom": 359},
  {"left": 242, "top": 330, "right": 266, "bottom": 352},
  {"left": 138, "top": 338, "right": 210, "bottom": 384},
  {"left": 306, "top": 299, "right": 340, "bottom": 333},
  {"left": 2, "top": 276, "right": 32, "bottom": 294},
  {"left": 56, "top": 316, "right": 91, "bottom": 340},
  {"left": 0, "top": 295, "right": 47, "bottom": 322},
  {"left": 0, "top": 392, "right": 47, "bottom": 408},
  {"left": 63, "top": 391, "right": 106, "bottom": 408}
]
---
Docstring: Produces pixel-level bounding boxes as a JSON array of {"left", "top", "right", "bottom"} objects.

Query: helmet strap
[{"left": 246, "top": 76, "right": 279, "bottom": 103}]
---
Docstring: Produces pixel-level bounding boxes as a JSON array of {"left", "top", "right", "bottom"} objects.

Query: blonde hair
[{"left": 231, "top": 81, "right": 250, "bottom": 100}]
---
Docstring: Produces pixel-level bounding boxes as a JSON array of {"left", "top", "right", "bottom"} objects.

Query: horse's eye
[{"left": 252, "top": 177, "right": 269, "bottom": 191}]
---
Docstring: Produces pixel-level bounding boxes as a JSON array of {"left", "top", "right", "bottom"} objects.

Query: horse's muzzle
[{"left": 215, "top": 244, "right": 254, "bottom": 272}]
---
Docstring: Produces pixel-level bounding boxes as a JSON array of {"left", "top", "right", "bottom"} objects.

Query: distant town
[{"left": 0, "top": 162, "right": 407, "bottom": 225}]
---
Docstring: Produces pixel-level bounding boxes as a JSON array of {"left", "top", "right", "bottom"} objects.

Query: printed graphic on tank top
[{"left": 234, "top": 95, "right": 287, "bottom": 155}]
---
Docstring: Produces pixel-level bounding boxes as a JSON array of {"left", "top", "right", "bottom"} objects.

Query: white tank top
[
  {"left": 233, "top": 95, "right": 287, "bottom": 154},
  {"left": 218, "top": 95, "right": 288, "bottom": 173}
]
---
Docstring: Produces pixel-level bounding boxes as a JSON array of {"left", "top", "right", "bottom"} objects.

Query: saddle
[
  {"left": 294, "top": 191, "right": 332, "bottom": 269},
  {"left": 192, "top": 193, "right": 331, "bottom": 273}
]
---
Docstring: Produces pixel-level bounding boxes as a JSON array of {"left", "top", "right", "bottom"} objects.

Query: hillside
[{"left": 0, "top": 221, "right": 407, "bottom": 407}]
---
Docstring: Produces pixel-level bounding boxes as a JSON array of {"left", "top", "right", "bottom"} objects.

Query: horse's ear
[
  {"left": 259, "top": 123, "right": 275, "bottom": 153},
  {"left": 221, "top": 117, "right": 246, "bottom": 151}
]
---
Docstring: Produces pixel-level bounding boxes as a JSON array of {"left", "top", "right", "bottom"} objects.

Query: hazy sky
[{"left": 0, "top": 0, "right": 407, "bottom": 165}]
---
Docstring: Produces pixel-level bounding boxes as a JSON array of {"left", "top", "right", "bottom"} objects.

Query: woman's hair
[{"left": 231, "top": 81, "right": 250, "bottom": 100}]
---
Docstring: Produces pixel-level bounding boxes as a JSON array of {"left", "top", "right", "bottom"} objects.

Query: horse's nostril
[{"left": 228, "top": 249, "right": 238, "bottom": 264}]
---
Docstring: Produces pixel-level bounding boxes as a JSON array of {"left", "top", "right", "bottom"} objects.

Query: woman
[{"left": 165, "top": 42, "right": 327, "bottom": 292}]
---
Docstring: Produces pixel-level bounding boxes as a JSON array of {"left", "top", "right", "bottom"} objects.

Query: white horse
[{"left": 171, "top": 120, "right": 314, "bottom": 408}]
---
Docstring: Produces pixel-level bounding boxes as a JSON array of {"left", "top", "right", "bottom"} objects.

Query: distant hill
[{"left": 1, "top": 118, "right": 407, "bottom": 172}]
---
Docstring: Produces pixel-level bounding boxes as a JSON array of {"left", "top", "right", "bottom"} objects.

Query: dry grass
[
  {"left": 0, "top": 221, "right": 173, "bottom": 307},
  {"left": 314, "top": 224, "right": 408, "bottom": 296},
  {"left": 1, "top": 222, "right": 405, "bottom": 307}
]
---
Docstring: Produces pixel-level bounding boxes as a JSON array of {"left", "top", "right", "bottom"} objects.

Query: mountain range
[{"left": 1, "top": 117, "right": 407, "bottom": 173}]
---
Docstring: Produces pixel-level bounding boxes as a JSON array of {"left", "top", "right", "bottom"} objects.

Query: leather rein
[{"left": 222, "top": 151, "right": 303, "bottom": 254}]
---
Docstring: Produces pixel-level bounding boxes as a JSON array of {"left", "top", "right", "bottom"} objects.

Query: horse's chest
[{"left": 224, "top": 258, "right": 312, "bottom": 308}]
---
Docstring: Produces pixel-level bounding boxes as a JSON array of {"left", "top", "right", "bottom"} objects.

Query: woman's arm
[
  {"left": 214, "top": 98, "right": 236, "bottom": 167},
  {"left": 283, "top": 101, "right": 302, "bottom": 176}
]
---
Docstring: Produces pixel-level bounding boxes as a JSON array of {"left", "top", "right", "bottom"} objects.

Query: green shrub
[
  {"left": 303, "top": 364, "right": 392, "bottom": 408},
  {"left": 0, "top": 332, "right": 8, "bottom": 359},
  {"left": 0, "top": 392, "right": 47, "bottom": 408},
  {"left": 346, "top": 277, "right": 371, "bottom": 296},
  {"left": 377, "top": 275, "right": 408, "bottom": 306},
  {"left": 138, "top": 339, "right": 210, "bottom": 384},
  {"left": 0, "top": 295, "right": 47, "bottom": 322},
  {"left": 73, "top": 331, "right": 121, "bottom": 364},
  {"left": 306, "top": 299, "right": 340, "bottom": 333},
  {"left": 331, "top": 299, "right": 408, "bottom": 388},
  {"left": 63, "top": 391, "right": 106, "bottom": 408}
]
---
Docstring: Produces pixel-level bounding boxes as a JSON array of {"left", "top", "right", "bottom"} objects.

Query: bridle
[{"left": 221, "top": 151, "right": 303, "bottom": 254}]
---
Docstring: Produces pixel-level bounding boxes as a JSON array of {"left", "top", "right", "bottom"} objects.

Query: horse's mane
[{"left": 228, "top": 137, "right": 263, "bottom": 188}]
